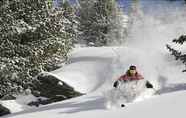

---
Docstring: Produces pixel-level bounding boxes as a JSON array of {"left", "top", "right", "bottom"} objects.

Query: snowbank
[{"left": 4, "top": 90, "right": 186, "bottom": 118}]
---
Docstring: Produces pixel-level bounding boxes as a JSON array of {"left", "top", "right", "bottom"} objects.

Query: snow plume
[
  {"left": 107, "top": 9, "right": 129, "bottom": 46},
  {"left": 122, "top": 1, "right": 186, "bottom": 88},
  {"left": 38, "top": 1, "right": 186, "bottom": 95}
]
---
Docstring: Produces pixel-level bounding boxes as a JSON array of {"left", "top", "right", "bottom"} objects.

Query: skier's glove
[
  {"left": 146, "top": 81, "right": 153, "bottom": 88},
  {"left": 113, "top": 81, "right": 119, "bottom": 88}
]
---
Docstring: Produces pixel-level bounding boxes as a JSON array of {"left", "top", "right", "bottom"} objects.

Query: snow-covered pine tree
[
  {"left": 166, "top": 35, "right": 186, "bottom": 72},
  {"left": 107, "top": 6, "right": 128, "bottom": 45},
  {"left": 77, "top": 0, "right": 121, "bottom": 46},
  {"left": 0, "top": 0, "right": 76, "bottom": 98}
]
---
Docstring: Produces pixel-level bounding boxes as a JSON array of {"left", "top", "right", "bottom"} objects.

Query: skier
[
  {"left": 107, "top": 65, "right": 154, "bottom": 108},
  {"left": 113, "top": 65, "right": 153, "bottom": 89}
]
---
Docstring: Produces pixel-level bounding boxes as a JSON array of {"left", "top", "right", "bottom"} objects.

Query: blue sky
[
  {"left": 53, "top": 0, "right": 77, "bottom": 6},
  {"left": 118, "top": 0, "right": 186, "bottom": 15},
  {"left": 53, "top": 0, "right": 186, "bottom": 14}
]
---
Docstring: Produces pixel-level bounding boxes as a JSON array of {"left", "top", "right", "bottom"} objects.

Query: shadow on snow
[{"left": 3, "top": 96, "right": 106, "bottom": 117}]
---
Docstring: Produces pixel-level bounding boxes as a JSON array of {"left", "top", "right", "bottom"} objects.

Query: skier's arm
[
  {"left": 146, "top": 81, "right": 153, "bottom": 88},
  {"left": 118, "top": 75, "right": 128, "bottom": 82},
  {"left": 113, "top": 75, "right": 126, "bottom": 88},
  {"left": 113, "top": 81, "right": 119, "bottom": 88},
  {"left": 137, "top": 73, "right": 144, "bottom": 80}
]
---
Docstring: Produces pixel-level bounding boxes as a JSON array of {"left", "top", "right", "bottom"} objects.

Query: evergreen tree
[
  {"left": 107, "top": 6, "right": 128, "bottom": 45},
  {"left": 0, "top": 0, "right": 76, "bottom": 98},
  {"left": 166, "top": 35, "right": 186, "bottom": 72},
  {"left": 78, "top": 0, "right": 122, "bottom": 46}
]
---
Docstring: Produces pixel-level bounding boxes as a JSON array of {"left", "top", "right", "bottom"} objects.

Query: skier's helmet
[
  {"left": 129, "top": 65, "right": 137, "bottom": 75},
  {"left": 129, "top": 65, "right": 136, "bottom": 70}
]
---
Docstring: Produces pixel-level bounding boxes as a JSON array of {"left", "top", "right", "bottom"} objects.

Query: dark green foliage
[
  {"left": 31, "top": 74, "right": 82, "bottom": 99},
  {"left": 78, "top": 0, "right": 118, "bottom": 46},
  {"left": 172, "top": 35, "right": 186, "bottom": 44},
  {"left": 27, "top": 73, "right": 82, "bottom": 106},
  {"left": 0, "top": 0, "right": 76, "bottom": 98},
  {"left": 166, "top": 44, "right": 182, "bottom": 60},
  {"left": 166, "top": 35, "right": 186, "bottom": 72}
]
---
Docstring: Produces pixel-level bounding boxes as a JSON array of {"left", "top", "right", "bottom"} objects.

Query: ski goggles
[{"left": 129, "top": 69, "right": 136, "bottom": 74}]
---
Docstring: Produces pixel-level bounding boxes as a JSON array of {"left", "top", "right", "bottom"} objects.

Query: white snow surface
[
  {"left": 4, "top": 45, "right": 186, "bottom": 118},
  {"left": 3, "top": 90, "right": 186, "bottom": 118},
  {"left": 1, "top": 94, "right": 47, "bottom": 113},
  {"left": 3, "top": 2, "right": 186, "bottom": 118}
]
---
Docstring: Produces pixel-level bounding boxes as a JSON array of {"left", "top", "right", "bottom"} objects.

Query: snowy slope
[
  {"left": 45, "top": 46, "right": 186, "bottom": 93},
  {"left": 3, "top": 90, "right": 186, "bottom": 118},
  {"left": 3, "top": 46, "right": 186, "bottom": 118},
  {"left": 3, "top": 1, "right": 186, "bottom": 118}
]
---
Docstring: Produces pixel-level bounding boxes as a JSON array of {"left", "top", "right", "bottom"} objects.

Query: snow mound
[{"left": 47, "top": 46, "right": 186, "bottom": 95}]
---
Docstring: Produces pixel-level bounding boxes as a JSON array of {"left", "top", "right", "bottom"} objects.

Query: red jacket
[{"left": 118, "top": 72, "right": 144, "bottom": 81}]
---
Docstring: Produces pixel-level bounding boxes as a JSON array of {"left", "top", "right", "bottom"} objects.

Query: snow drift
[{"left": 3, "top": 1, "right": 186, "bottom": 118}]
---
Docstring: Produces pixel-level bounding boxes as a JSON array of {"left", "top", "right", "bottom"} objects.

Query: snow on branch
[{"left": 166, "top": 35, "right": 186, "bottom": 72}]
